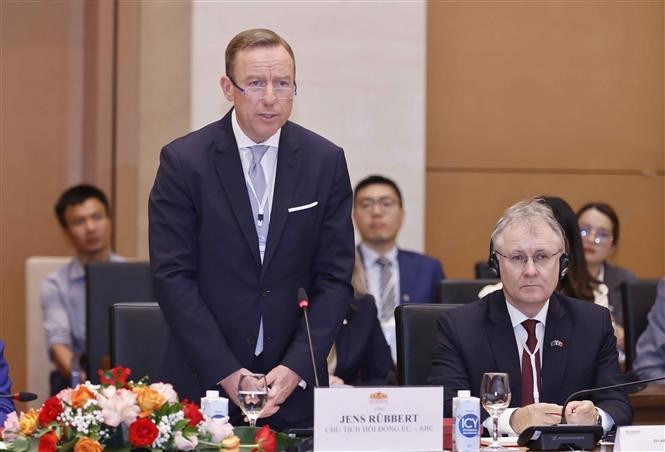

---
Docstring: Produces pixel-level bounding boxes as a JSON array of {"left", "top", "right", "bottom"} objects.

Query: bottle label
[{"left": 457, "top": 413, "right": 480, "bottom": 438}]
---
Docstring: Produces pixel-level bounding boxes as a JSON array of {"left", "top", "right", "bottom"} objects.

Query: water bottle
[
  {"left": 453, "top": 390, "right": 480, "bottom": 451},
  {"left": 70, "top": 353, "right": 81, "bottom": 388},
  {"left": 200, "top": 390, "right": 229, "bottom": 419}
]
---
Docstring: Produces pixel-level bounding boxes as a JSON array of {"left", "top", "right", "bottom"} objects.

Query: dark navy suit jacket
[
  {"left": 0, "top": 341, "right": 15, "bottom": 424},
  {"left": 397, "top": 250, "right": 444, "bottom": 303},
  {"left": 333, "top": 294, "right": 394, "bottom": 385},
  {"left": 428, "top": 290, "right": 632, "bottom": 425},
  {"left": 358, "top": 247, "right": 444, "bottom": 304},
  {"left": 149, "top": 110, "right": 354, "bottom": 429}
]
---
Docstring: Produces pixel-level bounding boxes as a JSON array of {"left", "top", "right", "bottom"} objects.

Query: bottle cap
[
  {"left": 205, "top": 390, "right": 220, "bottom": 398},
  {"left": 458, "top": 390, "right": 471, "bottom": 397}
]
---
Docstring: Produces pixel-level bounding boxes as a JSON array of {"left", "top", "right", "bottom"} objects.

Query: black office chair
[
  {"left": 474, "top": 261, "right": 496, "bottom": 279},
  {"left": 110, "top": 302, "right": 168, "bottom": 382},
  {"left": 395, "top": 303, "right": 462, "bottom": 385},
  {"left": 622, "top": 279, "right": 659, "bottom": 371},
  {"left": 86, "top": 261, "right": 154, "bottom": 382},
  {"left": 438, "top": 279, "right": 499, "bottom": 304}
]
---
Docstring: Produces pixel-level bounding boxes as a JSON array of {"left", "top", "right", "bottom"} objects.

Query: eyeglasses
[
  {"left": 228, "top": 76, "right": 297, "bottom": 100},
  {"left": 355, "top": 197, "right": 400, "bottom": 212},
  {"left": 494, "top": 249, "right": 563, "bottom": 270},
  {"left": 579, "top": 226, "right": 613, "bottom": 246}
]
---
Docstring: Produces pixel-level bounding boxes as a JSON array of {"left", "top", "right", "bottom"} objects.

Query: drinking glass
[
  {"left": 237, "top": 373, "right": 268, "bottom": 427},
  {"left": 480, "top": 372, "right": 512, "bottom": 450}
]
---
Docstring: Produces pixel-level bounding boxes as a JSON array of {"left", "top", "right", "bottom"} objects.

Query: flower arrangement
[{"left": 1, "top": 368, "right": 286, "bottom": 452}]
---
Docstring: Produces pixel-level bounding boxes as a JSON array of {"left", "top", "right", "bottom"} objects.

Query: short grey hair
[{"left": 491, "top": 197, "right": 566, "bottom": 250}]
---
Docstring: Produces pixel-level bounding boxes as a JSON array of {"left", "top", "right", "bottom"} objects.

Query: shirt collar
[
  {"left": 231, "top": 109, "right": 281, "bottom": 149},
  {"left": 506, "top": 297, "right": 549, "bottom": 328},
  {"left": 359, "top": 243, "right": 398, "bottom": 266},
  {"left": 68, "top": 252, "right": 122, "bottom": 281}
]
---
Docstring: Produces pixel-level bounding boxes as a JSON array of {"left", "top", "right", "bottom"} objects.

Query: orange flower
[
  {"left": 133, "top": 386, "right": 165, "bottom": 417},
  {"left": 18, "top": 409, "right": 39, "bottom": 435},
  {"left": 74, "top": 437, "right": 103, "bottom": 452},
  {"left": 71, "top": 386, "right": 96, "bottom": 409},
  {"left": 220, "top": 435, "right": 240, "bottom": 451}
]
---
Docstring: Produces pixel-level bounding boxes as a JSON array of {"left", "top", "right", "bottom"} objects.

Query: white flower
[
  {"left": 2, "top": 411, "right": 19, "bottom": 441},
  {"left": 200, "top": 416, "right": 233, "bottom": 443},
  {"left": 149, "top": 382, "right": 178, "bottom": 403},
  {"left": 173, "top": 431, "right": 198, "bottom": 450},
  {"left": 95, "top": 387, "right": 140, "bottom": 427}
]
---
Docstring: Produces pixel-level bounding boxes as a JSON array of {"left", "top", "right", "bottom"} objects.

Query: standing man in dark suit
[
  {"left": 149, "top": 29, "right": 354, "bottom": 431},
  {"left": 353, "top": 175, "right": 444, "bottom": 361},
  {"left": 429, "top": 197, "right": 631, "bottom": 435}
]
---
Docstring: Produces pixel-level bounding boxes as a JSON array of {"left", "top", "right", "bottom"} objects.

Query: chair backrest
[
  {"left": 622, "top": 279, "right": 659, "bottom": 371},
  {"left": 395, "top": 303, "right": 462, "bottom": 386},
  {"left": 438, "top": 279, "right": 499, "bottom": 304},
  {"left": 86, "top": 261, "right": 154, "bottom": 381},
  {"left": 110, "top": 303, "right": 168, "bottom": 382},
  {"left": 474, "top": 261, "right": 496, "bottom": 279},
  {"left": 25, "top": 256, "right": 70, "bottom": 407}
]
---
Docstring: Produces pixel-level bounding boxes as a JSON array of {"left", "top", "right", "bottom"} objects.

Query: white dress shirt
[
  {"left": 231, "top": 110, "right": 279, "bottom": 262},
  {"left": 359, "top": 243, "right": 400, "bottom": 363}
]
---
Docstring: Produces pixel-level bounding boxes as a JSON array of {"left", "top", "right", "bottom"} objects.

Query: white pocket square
[{"left": 288, "top": 201, "right": 318, "bottom": 213}]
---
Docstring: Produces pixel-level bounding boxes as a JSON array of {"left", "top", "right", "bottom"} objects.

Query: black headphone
[{"left": 487, "top": 240, "right": 569, "bottom": 280}]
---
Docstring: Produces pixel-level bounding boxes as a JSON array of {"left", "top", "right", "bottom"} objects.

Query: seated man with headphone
[{"left": 428, "top": 197, "right": 632, "bottom": 436}]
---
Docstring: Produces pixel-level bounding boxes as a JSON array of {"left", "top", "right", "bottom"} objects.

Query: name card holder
[
  {"left": 614, "top": 425, "right": 665, "bottom": 451},
  {"left": 314, "top": 386, "right": 443, "bottom": 451}
]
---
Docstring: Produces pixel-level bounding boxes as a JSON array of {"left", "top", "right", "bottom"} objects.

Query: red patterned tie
[{"left": 521, "top": 319, "right": 541, "bottom": 405}]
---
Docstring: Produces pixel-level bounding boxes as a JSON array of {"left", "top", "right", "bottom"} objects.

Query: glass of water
[
  {"left": 480, "top": 372, "right": 511, "bottom": 450},
  {"left": 237, "top": 373, "right": 268, "bottom": 427}
]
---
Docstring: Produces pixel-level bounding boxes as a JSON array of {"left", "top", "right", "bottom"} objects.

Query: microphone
[
  {"left": 560, "top": 374, "right": 665, "bottom": 423},
  {"left": 518, "top": 374, "right": 665, "bottom": 450},
  {"left": 297, "top": 287, "right": 319, "bottom": 387},
  {"left": 0, "top": 392, "right": 38, "bottom": 402}
]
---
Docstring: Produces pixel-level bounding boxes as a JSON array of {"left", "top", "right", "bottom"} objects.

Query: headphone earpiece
[
  {"left": 559, "top": 253, "right": 569, "bottom": 280},
  {"left": 487, "top": 240, "right": 500, "bottom": 278},
  {"left": 489, "top": 240, "right": 568, "bottom": 280}
]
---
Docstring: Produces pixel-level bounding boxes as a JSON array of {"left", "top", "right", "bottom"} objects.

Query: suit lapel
[
  {"left": 212, "top": 111, "right": 261, "bottom": 267},
  {"left": 541, "top": 295, "right": 570, "bottom": 402},
  {"left": 397, "top": 250, "right": 413, "bottom": 303},
  {"left": 262, "top": 122, "right": 301, "bottom": 274},
  {"left": 486, "top": 293, "right": 523, "bottom": 405}
]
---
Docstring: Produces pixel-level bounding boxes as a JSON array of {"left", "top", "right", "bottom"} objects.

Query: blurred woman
[
  {"left": 577, "top": 202, "right": 636, "bottom": 335},
  {"left": 328, "top": 254, "right": 395, "bottom": 386},
  {"left": 541, "top": 196, "right": 598, "bottom": 301}
]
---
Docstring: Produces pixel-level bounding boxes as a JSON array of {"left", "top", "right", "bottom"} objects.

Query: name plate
[
  {"left": 614, "top": 425, "right": 665, "bottom": 451},
  {"left": 314, "top": 386, "right": 443, "bottom": 451}
]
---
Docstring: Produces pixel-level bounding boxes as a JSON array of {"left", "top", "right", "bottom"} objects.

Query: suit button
[
  {"left": 246, "top": 335, "right": 256, "bottom": 346},
  {"left": 260, "top": 289, "right": 271, "bottom": 297}
]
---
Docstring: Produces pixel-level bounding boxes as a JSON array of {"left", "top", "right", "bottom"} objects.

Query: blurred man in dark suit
[
  {"left": 633, "top": 277, "right": 665, "bottom": 381},
  {"left": 353, "top": 175, "right": 444, "bottom": 361},
  {"left": 0, "top": 340, "right": 15, "bottom": 424}
]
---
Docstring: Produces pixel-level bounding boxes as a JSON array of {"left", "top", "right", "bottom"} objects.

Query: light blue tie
[
  {"left": 249, "top": 145, "right": 270, "bottom": 355},
  {"left": 377, "top": 257, "right": 397, "bottom": 322},
  {"left": 249, "top": 145, "right": 269, "bottom": 201}
]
